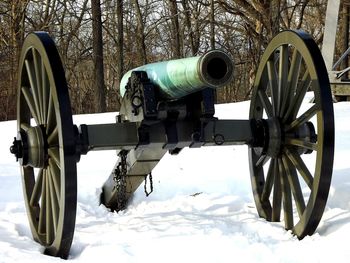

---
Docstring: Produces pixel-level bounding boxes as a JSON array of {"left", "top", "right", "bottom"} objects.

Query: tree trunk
[
  {"left": 210, "top": 0, "right": 215, "bottom": 50},
  {"left": 181, "top": 0, "right": 195, "bottom": 55},
  {"left": 91, "top": 0, "right": 106, "bottom": 112},
  {"left": 270, "top": 0, "right": 281, "bottom": 39},
  {"left": 167, "top": 0, "right": 181, "bottom": 58},
  {"left": 8, "top": 0, "right": 27, "bottom": 120},
  {"left": 132, "top": 0, "right": 147, "bottom": 65},
  {"left": 342, "top": 2, "right": 350, "bottom": 79},
  {"left": 116, "top": 0, "right": 124, "bottom": 103}
]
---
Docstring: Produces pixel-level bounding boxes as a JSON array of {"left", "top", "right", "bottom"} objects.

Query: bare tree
[
  {"left": 0, "top": 0, "right": 28, "bottom": 120},
  {"left": 132, "top": 0, "right": 147, "bottom": 64},
  {"left": 181, "top": 0, "right": 196, "bottom": 55},
  {"left": 167, "top": 0, "right": 181, "bottom": 58},
  {"left": 91, "top": 0, "right": 106, "bottom": 112},
  {"left": 0, "top": 0, "right": 331, "bottom": 120},
  {"left": 116, "top": 0, "right": 124, "bottom": 93},
  {"left": 210, "top": 0, "right": 215, "bottom": 50}
]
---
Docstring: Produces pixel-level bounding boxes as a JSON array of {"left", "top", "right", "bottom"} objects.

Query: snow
[{"left": 1, "top": 100, "right": 350, "bottom": 262}]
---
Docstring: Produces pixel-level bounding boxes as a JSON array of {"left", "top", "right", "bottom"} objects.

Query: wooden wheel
[
  {"left": 12, "top": 32, "right": 77, "bottom": 258},
  {"left": 249, "top": 30, "right": 334, "bottom": 239}
]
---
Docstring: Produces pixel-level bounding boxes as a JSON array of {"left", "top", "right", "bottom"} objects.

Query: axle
[
  {"left": 9, "top": 116, "right": 316, "bottom": 169},
  {"left": 78, "top": 119, "right": 257, "bottom": 152}
]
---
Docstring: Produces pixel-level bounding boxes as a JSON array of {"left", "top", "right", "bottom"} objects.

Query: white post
[{"left": 322, "top": 0, "right": 341, "bottom": 72}]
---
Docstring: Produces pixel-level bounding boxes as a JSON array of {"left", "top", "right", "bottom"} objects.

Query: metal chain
[
  {"left": 144, "top": 172, "right": 153, "bottom": 197},
  {"left": 113, "top": 150, "right": 128, "bottom": 211}
]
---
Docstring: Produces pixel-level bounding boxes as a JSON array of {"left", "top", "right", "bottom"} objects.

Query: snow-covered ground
[{"left": 1, "top": 100, "right": 350, "bottom": 262}]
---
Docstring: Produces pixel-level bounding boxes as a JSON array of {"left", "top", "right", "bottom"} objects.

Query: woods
[{"left": 0, "top": 0, "right": 337, "bottom": 121}]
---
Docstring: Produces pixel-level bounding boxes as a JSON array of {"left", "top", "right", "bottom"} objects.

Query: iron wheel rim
[
  {"left": 17, "top": 32, "right": 77, "bottom": 258},
  {"left": 248, "top": 30, "right": 334, "bottom": 239}
]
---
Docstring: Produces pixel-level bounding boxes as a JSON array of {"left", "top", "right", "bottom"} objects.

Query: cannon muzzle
[{"left": 120, "top": 50, "right": 234, "bottom": 100}]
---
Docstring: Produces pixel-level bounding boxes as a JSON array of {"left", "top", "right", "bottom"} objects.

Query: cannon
[{"left": 10, "top": 30, "right": 334, "bottom": 259}]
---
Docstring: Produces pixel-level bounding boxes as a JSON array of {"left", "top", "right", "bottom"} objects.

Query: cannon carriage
[{"left": 10, "top": 30, "right": 334, "bottom": 258}]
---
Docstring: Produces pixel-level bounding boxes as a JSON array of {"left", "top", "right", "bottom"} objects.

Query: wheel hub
[
  {"left": 265, "top": 118, "right": 282, "bottom": 158},
  {"left": 263, "top": 118, "right": 317, "bottom": 158},
  {"left": 287, "top": 121, "right": 317, "bottom": 154},
  {"left": 10, "top": 126, "right": 47, "bottom": 168}
]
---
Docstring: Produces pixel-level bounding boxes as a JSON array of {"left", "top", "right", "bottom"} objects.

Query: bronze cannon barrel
[{"left": 119, "top": 50, "right": 234, "bottom": 100}]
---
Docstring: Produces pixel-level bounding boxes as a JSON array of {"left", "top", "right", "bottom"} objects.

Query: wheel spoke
[
  {"left": 261, "top": 158, "right": 275, "bottom": 202},
  {"left": 272, "top": 159, "right": 282, "bottom": 221},
  {"left": 258, "top": 90, "right": 273, "bottom": 118},
  {"left": 277, "top": 45, "right": 289, "bottom": 117},
  {"left": 48, "top": 171, "right": 59, "bottom": 234},
  {"left": 255, "top": 154, "right": 270, "bottom": 168},
  {"left": 48, "top": 126, "right": 58, "bottom": 146},
  {"left": 25, "top": 59, "right": 43, "bottom": 124},
  {"left": 278, "top": 157, "right": 294, "bottom": 230},
  {"left": 48, "top": 148, "right": 60, "bottom": 169},
  {"left": 282, "top": 154, "right": 305, "bottom": 218},
  {"left": 30, "top": 169, "right": 43, "bottom": 207},
  {"left": 42, "top": 59, "right": 49, "bottom": 125},
  {"left": 20, "top": 123, "right": 31, "bottom": 131},
  {"left": 46, "top": 169, "right": 54, "bottom": 244},
  {"left": 32, "top": 48, "right": 44, "bottom": 123},
  {"left": 267, "top": 59, "right": 279, "bottom": 116},
  {"left": 283, "top": 71, "right": 311, "bottom": 122},
  {"left": 281, "top": 49, "right": 302, "bottom": 117},
  {"left": 46, "top": 89, "right": 55, "bottom": 133},
  {"left": 285, "top": 104, "right": 318, "bottom": 132},
  {"left": 48, "top": 159, "right": 61, "bottom": 201},
  {"left": 22, "top": 86, "right": 40, "bottom": 125},
  {"left": 284, "top": 148, "right": 313, "bottom": 189},
  {"left": 285, "top": 138, "right": 317, "bottom": 152},
  {"left": 38, "top": 173, "right": 47, "bottom": 235}
]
